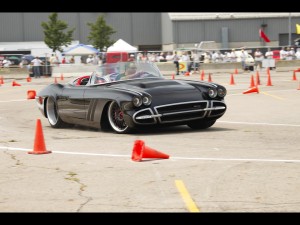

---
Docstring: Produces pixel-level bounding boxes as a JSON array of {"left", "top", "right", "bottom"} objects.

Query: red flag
[{"left": 259, "top": 29, "right": 270, "bottom": 42}]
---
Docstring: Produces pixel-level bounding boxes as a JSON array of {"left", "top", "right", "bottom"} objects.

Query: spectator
[
  {"left": 229, "top": 49, "right": 237, "bottom": 62},
  {"left": 240, "top": 49, "right": 247, "bottom": 72},
  {"left": 280, "top": 47, "right": 287, "bottom": 60},
  {"left": 254, "top": 49, "right": 264, "bottom": 70},
  {"left": 287, "top": 47, "right": 295, "bottom": 60},
  {"left": 137, "top": 53, "right": 143, "bottom": 62},
  {"left": 265, "top": 48, "right": 273, "bottom": 59},
  {"left": 31, "top": 56, "right": 43, "bottom": 78},
  {"left": 295, "top": 48, "right": 300, "bottom": 59},
  {"left": 203, "top": 52, "right": 211, "bottom": 63},
  {"left": 86, "top": 55, "right": 93, "bottom": 64},
  {"left": 165, "top": 52, "right": 173, "bottom": 61},
  {"left": 159, "top": 52, "right": 166, "bottom": 62},
  {"left": 149, "top": 53, "right": 156, "bottom": 62},
  {"left": 141, "top": 53, "right": 148, "bottom": 62},
  {"left": 173, "top": 51, "right": 180, "bottom": 75},
  {"left": 2, "top": 57, "right": 12, "bottom": 68},
  {"left": 69, "top": 56, "right": 75, "bottom": 64},
  {"left": 181, "top": 51, "right": 191, "bottom": 72},
  {"left": 128, "top": 54, "right": 135, "bottom": 62},
  {"left": 49, "top": 53, "right": 56, "bottom": 65},
  {"left": 191, "top": 50, "right": 200, "bottom": 72},
  {"left": 212, "top": 51, "right": 223, "bottom": 63},
  {"left": 92, "top": 54, "right": 99, "bottom": 65}
]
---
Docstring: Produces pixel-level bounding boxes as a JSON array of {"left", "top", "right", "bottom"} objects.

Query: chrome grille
[{"left": 154, "top": 101, "right": 209, "bottom": 123}]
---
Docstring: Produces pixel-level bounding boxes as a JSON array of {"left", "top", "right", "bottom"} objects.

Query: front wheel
[
  {"left": 187, "top": 119, "right": 216, "bottom": 130},
  {"left": 46, "top": 97, "right": 69, "bottom": 128},
  {"left": 107, "top": 101, "right": 132, "bottom": 134}
]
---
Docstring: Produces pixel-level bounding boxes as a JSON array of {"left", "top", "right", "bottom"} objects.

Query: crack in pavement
[
  {"left": 1, "top": 152, "right": 92, "bottom": 212},
  {"left": 3, "top": 151, "right": 23, "bottom": 166},
  {"left": 64, "top": 171, "right": 92, "bottom": 212}
]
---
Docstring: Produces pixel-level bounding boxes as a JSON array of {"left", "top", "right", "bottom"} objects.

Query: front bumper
[{"left": 132, "top": 100, "right": 226, "bottom": 125}]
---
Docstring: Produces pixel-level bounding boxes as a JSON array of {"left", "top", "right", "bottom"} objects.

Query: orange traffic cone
[
  {"left": 60, "top": 73, "right": 64, "bottom": 80},
  {"left": 27, "top": 90, "right": 36, "bottom": 100},
  {"left": 229, "top": 74, "right": 235, "bottom": 85},
  {"left": 12, "top": 80, "right": 21, "bottom": 86},
  {"left": 131, "top": 140, "right": 169, "bottom": 162},
  {"left": 266, "top": 67, "right": 270, "bottom": 75},
  {"left": 249, "top": 75, "right": 255, "bottom": 88},
  {"left": 256, "top": 71, "right": 261, "bottom": 85},
  {"left": 292, "top": 71, "right": 297, "bottom": 81},
  {"left": 234, "top": 68, "right": 238, "bottom": 74},
  {"left": 26, "top": 76, "right": 32, "bottom": 82},
  {"left": 266, "top": 73, "right": 273, "bottom": 86},
  {"left": 208, "top": 73, "right": 212, "bottom": 82},
  {"left": 184, "top": 71, "right": 190, "bottom": 76},
  {"left": 54, "top": 77, "right": 58, "bottom": 83},
  {"left": 28, "top": 119, "right": 51, "bottom": 154},
  {"left": 201, "top": 70, "right": 205, "bottom": 81},
  {"left": 243, "top": 86, "right": 259, "bottom": 94},
  {"left": 0, "top": 76, "right": 3, "bottom": 84},
  {"left": 171, "top": 74, "right": 175, "bottom": 80}
]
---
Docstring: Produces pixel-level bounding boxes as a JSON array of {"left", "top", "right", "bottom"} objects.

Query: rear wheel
[
  {"left": 107, "top": 101, "right": 132, "bottom": 134},
  {"left": 187, "top": 119, "right": 216, "bottom": 130},
  {"left": 46, "top": 97, "right": 69, "bottom": 128}
]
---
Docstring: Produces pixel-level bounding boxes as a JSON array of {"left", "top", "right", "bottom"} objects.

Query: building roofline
[{"left": 168, "top": 13, "right": 300, "bottom": 21}]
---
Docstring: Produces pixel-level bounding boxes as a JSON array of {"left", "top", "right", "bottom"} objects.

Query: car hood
[{"left": 108, "top": 79, "right": 215, "bottom": 102}]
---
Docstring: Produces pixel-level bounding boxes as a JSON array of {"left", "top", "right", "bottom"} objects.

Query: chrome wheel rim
[
  {"left": 108, "top": 101, "right": 128, "bottom": 133},
  {"left": 46, "top": 97, "right": 58, "bottom": 126}
]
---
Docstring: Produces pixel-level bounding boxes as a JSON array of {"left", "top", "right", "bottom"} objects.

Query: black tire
[
  {"left": 46, "top": 97, "right": 69, "bottom": 128},
  {"left": 107, "top": 101, "right": 132, "bottom": 134},
  {"left": 187, "top": 119, "right": 216, "bottom": 130}
]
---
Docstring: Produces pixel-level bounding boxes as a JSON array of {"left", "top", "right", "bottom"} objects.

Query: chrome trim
[
  {"left": 110, "top": 87, "right": 143, "bottom": 96},
  {"left": 135, "top": 114, "right": 162, "bottom": 120},
  {"left": 207, "top": 100, "right": 227, "bottom": 117},
  {"left": 133, "top": 108, "right": 157, "bottom": 125}
]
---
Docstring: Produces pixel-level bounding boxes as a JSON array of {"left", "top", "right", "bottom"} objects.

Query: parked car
[{"left": 35, "top": 61, "right": 227, "bottom": 134}]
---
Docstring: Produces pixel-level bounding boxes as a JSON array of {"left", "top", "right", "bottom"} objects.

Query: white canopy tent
[
  {"left": 63, "top": 44, "right": 99, "bottom": 55},
  {"left": 107, "top": 39, "right": 137, "bottom": 53}
]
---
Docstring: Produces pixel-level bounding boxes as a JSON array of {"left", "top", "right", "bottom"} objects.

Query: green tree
[
  {"left": 87, "top": 15, "right": 116, "bottom": 51},
  {"left": 41, "top": 13, "right": 75, "bottom": 52}
]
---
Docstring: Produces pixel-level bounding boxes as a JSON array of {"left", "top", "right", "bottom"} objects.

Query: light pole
[{"left": 288, "top": 12, "right": 291, "bottom": 47}]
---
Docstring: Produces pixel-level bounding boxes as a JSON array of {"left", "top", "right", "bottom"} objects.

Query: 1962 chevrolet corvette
[{"left": 36, "top": 61, "right": 227, "bottom": 134}]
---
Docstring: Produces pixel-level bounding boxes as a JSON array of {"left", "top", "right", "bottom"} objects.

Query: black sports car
[{"left": 36, "top": 61, "right": 227, "bottom": 134}]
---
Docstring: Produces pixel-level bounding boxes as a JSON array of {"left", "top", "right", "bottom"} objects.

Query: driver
[{"left": 125, "top": 63, "right": 137, "bottom": 78}]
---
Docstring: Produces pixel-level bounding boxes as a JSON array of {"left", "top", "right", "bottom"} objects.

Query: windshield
[{"left": 92, "top": 61, "right": 163, "bottom": 84}]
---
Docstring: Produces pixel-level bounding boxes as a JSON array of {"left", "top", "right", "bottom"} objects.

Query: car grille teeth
[
  {"left": 132, "top": 100, "right": 226, "bottom": 125},
  {"left": 154, "top": 101, "right": 209, "bottom": 123}
]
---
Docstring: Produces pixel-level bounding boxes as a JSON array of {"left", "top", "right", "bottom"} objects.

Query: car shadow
[
  {"left": 66, "top": 124, "right": 235, "bottom": 135},
  {"left": 128, "top": 125, "right": 234, "bottom": 136}
]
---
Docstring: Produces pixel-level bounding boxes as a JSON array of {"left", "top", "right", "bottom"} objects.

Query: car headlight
[
  {"left": 142, "top": 96, "right": 151, "bottom": 106},
  {"left": 208, "top": 88, "right": 217, "bottom": 98},
  {"left": 217, "top": 88, "right": 227, "bottom": 98},
  {"left": 132, "top": 96, "right": 142, "bottom": 107}
]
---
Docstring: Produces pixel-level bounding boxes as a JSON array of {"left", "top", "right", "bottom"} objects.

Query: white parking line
[
  {"left": 217, "top": 120, "right": 300, "bottom": 127},
  {"left": 0, "top": 99, "right": 27, "bottom": 103},
  {"left": 1, "top": 146, "right": 300, "bottom": 163}
]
